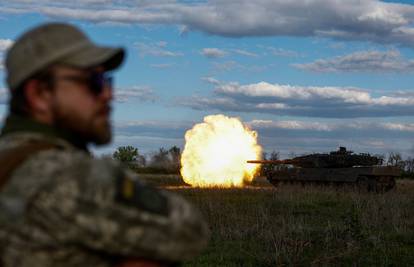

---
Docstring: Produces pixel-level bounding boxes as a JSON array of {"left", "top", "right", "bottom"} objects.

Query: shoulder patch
[{"left": 115, "top": 174, "right": 169, "bottom": 216}]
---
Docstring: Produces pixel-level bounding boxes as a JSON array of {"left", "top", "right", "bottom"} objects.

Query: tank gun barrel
[{"left": 247, "top": 159, "right": 297, "bottom": 164}]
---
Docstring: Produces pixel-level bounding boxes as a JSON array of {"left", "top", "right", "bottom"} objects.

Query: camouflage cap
[{"left": 5, "top": 22, "right": 125, "bottom": 90}]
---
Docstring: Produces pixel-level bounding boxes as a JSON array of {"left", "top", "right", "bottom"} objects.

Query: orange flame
[{"left": 180, "top": 114, "right": 262, "bottom": 187}]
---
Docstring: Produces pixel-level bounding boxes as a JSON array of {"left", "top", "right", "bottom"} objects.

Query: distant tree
[
  {"left": 269, "top": 150, "right": 280, "bottom": 160},
  {"left": 169, "top": 146, "right": 181, "bottom": 170},
  {"left": 387, "top": 152, "right": 405, "bottom": 170},
  {"left": 260, "top": 150, "right": 280, "bottom": 176},
  {"left": 149, "top": 147, "right": 171, "bottom": 168},
  {"left": 136, "top": 154, "right": 147, "bottom": 167},
  {"left": 405, "top": 157, "right": 414, "bottom": 173},
  {"left": 113, "top": 146, "right": 139, "bottom": 163},
  {"left": 374, "top": 154, "right": 385, "bottom": 165}
]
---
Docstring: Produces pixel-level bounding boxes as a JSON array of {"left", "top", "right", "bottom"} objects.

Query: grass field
[{"left": 140, "top": 175, "right": 414, "bottom": 267}]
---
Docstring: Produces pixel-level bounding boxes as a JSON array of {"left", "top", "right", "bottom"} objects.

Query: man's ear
[{"left": 24, "top": 79, "right": 53, "bottom": 116}]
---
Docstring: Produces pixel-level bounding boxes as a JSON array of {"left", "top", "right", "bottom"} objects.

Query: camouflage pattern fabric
[{"left": 0, "top": 132, "right": 209, "bottom": 267}]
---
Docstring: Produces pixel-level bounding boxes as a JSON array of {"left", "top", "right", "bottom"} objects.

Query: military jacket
[{"left": 0, "top": 116, "right": 209, "bottom": 267}]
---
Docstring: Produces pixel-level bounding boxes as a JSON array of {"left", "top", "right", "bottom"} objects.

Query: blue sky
[{"left": 0, "top": 0, "right": 414, "bottom": 158}]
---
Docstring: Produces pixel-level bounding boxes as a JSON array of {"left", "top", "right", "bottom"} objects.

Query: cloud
[
  {"left": 178, "top": 81, "right": 414, "bottom": 118},
  {"left": 293, "top": 50, "right": 414, "bottom": 73},
  {"left": 390, "top": 90, "right": 414, "bottom": 97},
  {"left": 249, "top": 120, "right": 335, "bottom": 131},
  {"left": 200, "top": 48, "right": 227, "bottom": 58},
  {"left": 266, "top": 47, "right": 300, "bottom": 57},
  {"left": 0, "top": 39, "right": 14, "bottom": 71},
  {"left": 135, "top": 42, "right": 183, "bottom": 57},
  {"left": 114, "top": 86, "right": 159, "bottom": 103},
  {"left": 6, "top": 0, "right": 113, "bottom": 5},
  {"left": 248, "top": 119, "right": 414, "bottom": 135},
  {"left": 381, "top": 122, "right": 414, "bottom": 132},
  {"left": 201, "top": 48, "right": 257, "bottom": 58},
  {"left": 5, "top": 1, "right": 414, "bottom": 46},
  {"left": 201, "top": 76, "right": 221, "bottom": 85},
  {"left": 0, "top": 39, "right": 13, "bottom": 52},
  {"left": 248, "top": 119, "right": 414, "bottom": 156},
  {"left": 232, "top": 49, "right": 258, "bottom": 57}
]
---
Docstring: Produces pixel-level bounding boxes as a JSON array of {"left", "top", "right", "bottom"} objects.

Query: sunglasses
[{"left": 51, "top": 72, "right": 113, "bottom": 95}]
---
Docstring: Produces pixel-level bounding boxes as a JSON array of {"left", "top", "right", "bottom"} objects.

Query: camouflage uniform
[{"left": 0, "top": 115, "right": 210, "bottom": 267}]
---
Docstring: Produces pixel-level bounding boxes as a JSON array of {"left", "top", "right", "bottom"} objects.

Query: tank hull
[{"left": 266, "top": 166, "right": 399, "bottom": 192}]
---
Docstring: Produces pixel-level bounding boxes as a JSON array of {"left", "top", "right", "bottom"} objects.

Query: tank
[{"left": 248, "top": 147, "right": 400, "bottom": 192}]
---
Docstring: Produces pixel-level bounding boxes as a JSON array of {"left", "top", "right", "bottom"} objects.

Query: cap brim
[{"left": 60, "top": 44, "right": 125, "bottom": 71}]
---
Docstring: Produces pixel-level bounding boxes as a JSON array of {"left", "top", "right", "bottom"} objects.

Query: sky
[{"left": 0, "top": 0, "right": 414, "bottom": 158}]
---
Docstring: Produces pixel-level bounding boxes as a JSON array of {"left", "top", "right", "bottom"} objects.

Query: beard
[{"left": 52, "top": 103, "right": 112, "bottom": 146}]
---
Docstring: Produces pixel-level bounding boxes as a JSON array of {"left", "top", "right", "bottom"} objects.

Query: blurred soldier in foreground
[{"left": 0, "top": 23, "right": 209, "bottom": 267}]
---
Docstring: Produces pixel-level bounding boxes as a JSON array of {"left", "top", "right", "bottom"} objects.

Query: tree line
[
  {"left": 111, "top": 146, "right": 414, "bottom": 178},
  {"left": 112, "top": 145, "right": 181, "bottom": 174}
]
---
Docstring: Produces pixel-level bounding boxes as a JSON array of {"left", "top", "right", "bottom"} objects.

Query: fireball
[{"left": 180, "top": 114, "right": 262, "bottom": 187}]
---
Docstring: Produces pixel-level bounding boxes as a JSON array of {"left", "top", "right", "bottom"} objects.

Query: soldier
[{"left": 0, "top": 23, "right": 209, "bottom": 267}]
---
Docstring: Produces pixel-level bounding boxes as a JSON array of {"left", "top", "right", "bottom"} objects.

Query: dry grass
[{"left": 139, "top": 175, "right": 414, "bottom": 266}]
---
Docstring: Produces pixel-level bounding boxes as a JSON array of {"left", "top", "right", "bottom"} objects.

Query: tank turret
[{"left": 289, "top": 147, "right": 382, "bottom": 168}]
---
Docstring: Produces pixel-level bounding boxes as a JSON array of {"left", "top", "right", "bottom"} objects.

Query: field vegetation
[
  {"left": 140, "top": 175, "right": 414, "bottom": 266},
  {"left": 120, "top": 145, "right": 414, "bottom": 265}
]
